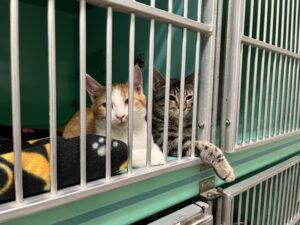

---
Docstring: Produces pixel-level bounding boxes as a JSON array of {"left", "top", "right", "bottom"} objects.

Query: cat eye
[
  {"left": 169, "top": 95, "right": 177, "bottom": 101},
  {"left": 125, "top": 99, "right": 128, "bottom": 104},
  {"left": 186, "top": 95, "right": 193, "bottom": 100},
  {"left": 101, "top": 102, "right": 106, "bottom": 108}
]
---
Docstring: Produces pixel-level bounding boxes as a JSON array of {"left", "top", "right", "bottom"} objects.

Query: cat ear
[
  {"left": 153, "top": 69, "right": 165, "bottom": 91},
  {"left": 185, "top": 71, "right": 197, "bottom": 85},
  {"left": 134, "top": 65, "right": 143, "bottom": 94},
  {"left": 86, "top": 74, "right": 104, "bottom": 102}
]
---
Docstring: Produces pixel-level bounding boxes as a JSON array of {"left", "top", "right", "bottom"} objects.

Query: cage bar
[
  {"left": 162, "top": 0, "right": 172, "bottom": 164},
  {"left": 237, "top": 193, "right": 242, "bottom": 225},
  {"left": 268, "top": 0, "right": 281, "bottom": 136},
  {"left": 48, "top": 0, "right": 57, "bottom": 194},
  {"left": 127, "top": 9, "right": 135, "bottom": 174},
  {"left": 87, "top": 0, "right": 212, "bottom": 34},
  {"left": 177, "top": 0, "right": 188, "bottom": 160},
  {"left": 146, "top": 0, "right": 155, "bottom": 169},
  {"left": 262, "top": 0, "right": 272, "bottom": 138},
  {"left": 105, "top": 6, "right": 113, "bottom": 180},
  {"left": 191, "top": 0, "right": 202, "bottom": 158},
  {"left": 288, "top": 60, "right": 296, "bottom": 132},
  {"left": 249, "top": 0, "right": 262, "bottom": 141},
  {"left": 10, "top": 0, "right": 23, "bottom": 204},
  {"left": 79, "top": 0, "right": 87, "bottom": 187},
  {"left": 198, "top": 0, "right": 216, "bottom": 142},
  {"left": 242, "top": 0, "right": 254, "bottom": 143}
]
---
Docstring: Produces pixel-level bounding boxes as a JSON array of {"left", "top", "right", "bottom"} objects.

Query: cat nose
[{"left": 116, "top": 114, "right": 125, "bottom": 121}]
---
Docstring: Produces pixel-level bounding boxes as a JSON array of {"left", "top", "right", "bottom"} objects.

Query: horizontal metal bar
[
  {"left": 0, "top": 158, "right": 201, "bottom": 223},
  {"left": 234, "top": 130, "right": 300, "bottom": 152},
  {"left": 86, "top": 0, "right": 212, "bottom": 34},
  {"left": 241, "top": 36, "right": 300, "bottom": 60},
  {"left": 223, "top": 155, "right": 300, "bottom": 196}
]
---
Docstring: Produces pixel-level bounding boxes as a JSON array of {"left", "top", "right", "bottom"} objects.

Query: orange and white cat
[{"left": 63, "top": 66, "right": 164, "bottom": 167}]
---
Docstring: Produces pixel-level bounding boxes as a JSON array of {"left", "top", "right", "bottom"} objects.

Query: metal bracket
[
  {"left": 199, "top": 187, "right": 223, "bottom": 225},
  {"left": 199, "top": 177, "right": 215, "bottom": 193}
]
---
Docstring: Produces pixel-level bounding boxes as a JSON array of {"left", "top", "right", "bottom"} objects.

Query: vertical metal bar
[
  {"left": 297, "top": 71, "right": 300, "bottom": 129},
  {"left": 288, "top": 164, "right": 298, "bottom": 221},
  {"left": 261, "top": 180, "right": 269, "bottom": 225},
  {"left": 162, "top": 0, "right": 172, "bottom": 164},
  {"left": 147, "top": 0, "right": 155, "bottom": 169},
  {"left": 292, "top": 0, "right": 300, "bottom": 129},
  {"left": 211, "top": 0, "right": 223, "bottom": 144},
  {"left": 275, "top": 0, "right": 286, "bottom": 134},
  {"left": 48, "top": 0, "right": 57, "bottom": 194},
  {"left": 284, "top": 58, "right": 292, "bottom": 133},
  {"left": 237, "top": 193, "right": 242, "bottom": 225},
  {"left": 279, "top": 170, "right": 288, "bottom": 225},
  {"left": 231, "top": 197, "right": 235, "bottom": 225},
  {"left": 271, "top": 175, "right": 278, "bottom": 225},
  {"left": 284, "top": 167, "right": 293, "bottom": 224},
  {"left": 178, "top": 0, "right": 188, "bottom": 160},
  {"left": 269, "top": 0, "right": 281, "bottom": 136},
  {"left": 279, "top": 56, "right": 288, "bottom": 134},
  {"left": 250, "top": 0, "right": 262, "bottom": 141},
  {"left": 222, "top": 0, "right": 245, "bottom": 151},
  {"left": 288, "top": 59, "right": 296, "bottom": 132},
  {"left": 259, "top": 0, "right": 271, "bottom": 138},
  {"left": 234, "top": 0, "right": 246, "bottom": 145},
  {"left": 286, "top": 0, "right": 291, "bottom": 50},
  {"left": 79, "top": 0, "right": 87, "bottom": 187},
  {"left": 191, "top": 0, "right": 201, "bottom": 158},
  {"left": 294, "top": 61, "right": 300, "bottom": 130},
  {"left": 256, "top": 183, "right": 262, "bottom": 225},
  {"left": 290, "top": 0, "right": 295, "bottom": 51},
  {"left": 127, "top": 8, "right": 135, "bottom": 174},
  {"left": 105, "top": 7, "right": 113, "bottom": 180},
  {"left": 199, "top": 0, "right": 215, "bottom": 142},
  {"left": 292, "top": 163, "right": 300, "bottom": 218},
  {"left": 242, "top": 0, "right": 255, "bottom": 143},
  {"left": 287, "top": 165, "right": 296, "bottom": 221},
  {"left": 10, "top": 0, "right": 23, "bottom": 204},
  {"left": 275, "top": 172, "right": 284, "bottom": 225},
  {"left": 250, "top": 187, "right": 256, "bottom": 225},
  {"left": 294, "top": 0, "right": 300, "bottom": 53},
  {"left": 245, "top": 189, "right": 249, "bottom": 225},
  {"left": 222, "top": 195, "right": 233, "bottom": 225},
  {"left": 280, "top": 0, "right": 291, "bottom": 133}
]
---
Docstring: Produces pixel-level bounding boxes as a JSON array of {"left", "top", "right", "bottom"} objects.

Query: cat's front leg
[
  {"left": 132, "top": 146, "right": 164, "bottom": 168},
  {"left": 195, "top": 141, "right": 235, "bottom": 182}
]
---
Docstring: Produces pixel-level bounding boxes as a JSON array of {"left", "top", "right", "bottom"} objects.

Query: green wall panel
[{"left": 0, "top": 1, "right": 78, "bottom": 128}]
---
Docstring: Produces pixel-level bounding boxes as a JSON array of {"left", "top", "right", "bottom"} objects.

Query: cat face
[
  {"left": 153, "top": 70, "right": 194, "bottom": 119},
  {"left": 86, "top": 66, "right": 146, "bottom": 127}
]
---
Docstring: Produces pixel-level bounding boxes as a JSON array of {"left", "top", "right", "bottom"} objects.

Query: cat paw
[
  {"left": 151, "top": 150, "right": 165, "bottom": 166},
  {"left": 195, "top": 141, "right": 235, "bottom": 182}
]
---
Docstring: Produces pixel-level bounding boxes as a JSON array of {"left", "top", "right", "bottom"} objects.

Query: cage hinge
[{"left": 199, "top": 186, "right": 223, "bottom": 225}]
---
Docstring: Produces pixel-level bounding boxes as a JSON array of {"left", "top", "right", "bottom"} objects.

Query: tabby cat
[
  {"left": 63, "top": 66, "right": 164, "bottom": 168},
  {"left": 152, "top": 70, "right": 235, "bottom": 182}
]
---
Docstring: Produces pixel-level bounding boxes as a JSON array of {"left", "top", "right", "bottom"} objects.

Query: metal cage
[
  {"left": 222, "top": 155, "right": 300, "bottom": 225},
  {"left": 0, "top": 0, "right": 218, "bottom": 222},
  {"left": 222, "top": 0, "right": 300, "bottom": 152}
]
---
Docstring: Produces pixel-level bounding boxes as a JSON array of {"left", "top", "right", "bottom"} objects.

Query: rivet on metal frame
[
  {"left": 225, "top": 119, "right": 231, "bottom": 126},
  {"left": 198, "top": 122, "right": 205, "bottom": 129}
]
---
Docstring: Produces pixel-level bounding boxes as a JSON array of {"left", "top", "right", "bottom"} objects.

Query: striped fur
[{"left": 152, "top": 70, "right": 235, "bottom": 182}]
